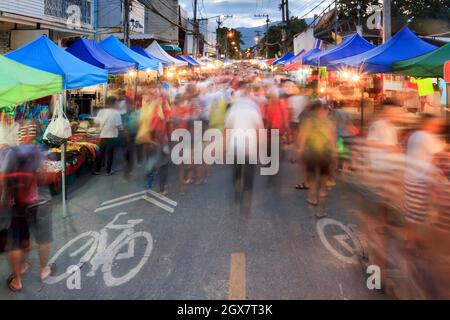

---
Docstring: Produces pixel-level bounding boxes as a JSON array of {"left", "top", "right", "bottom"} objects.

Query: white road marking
[
  {"left": 142, "top": 195, "right": 175, "bottom": 213},
  {"left": 94, "top": 196, "right": 144, "bottom": 212},
  {"left": 96, "top": 190, "right": 177, "bottom": 213},
  {"left": 147, "top": 189, "right": 178, "bottom": 207},
  {"left": 316, "top": 218, "right": 362, "bottom": 265},
  {"left": 334, "top": 234, "right": 355, "bottom": 254},
  {"left": 101, "top": 191, "right": 148, "bottom": 206}
]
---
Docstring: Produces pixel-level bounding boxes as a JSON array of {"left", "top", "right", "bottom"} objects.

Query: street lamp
[{"left": 227, "top": 31, "right": 234, "bottom": 38}]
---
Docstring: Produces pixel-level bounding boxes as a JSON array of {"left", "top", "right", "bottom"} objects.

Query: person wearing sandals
[{"left": 1, "top": 144, "right": 54, "bottom": 292}]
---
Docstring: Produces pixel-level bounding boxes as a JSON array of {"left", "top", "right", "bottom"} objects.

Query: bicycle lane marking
[
  {"left": 316, "top": 218, "right": 362, "bottom": 265},
  {"left": 95, "top": 189, "right": 178, "bottom": 213},
  {"left": 44, "top": 212, "right": 153, "bottom": 288}
]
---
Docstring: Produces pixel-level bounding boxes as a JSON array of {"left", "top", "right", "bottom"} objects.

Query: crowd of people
[{"left": 1, "top": 62, "right": 449, "bottom": 297}]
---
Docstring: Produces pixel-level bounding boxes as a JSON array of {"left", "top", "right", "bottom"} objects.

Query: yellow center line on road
[{"left": 229, "top": 253, "right": 246, "bottom": 300}]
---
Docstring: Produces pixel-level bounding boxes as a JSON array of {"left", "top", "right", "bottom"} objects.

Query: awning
[
  {"left": 6, "top": 35, "right": 107, "bottom": 90},
  {"left": 66, "top": 38, "right": 135, "bottom": 74},
  {"left": 272, "top": 52, "right": 294, "bottom": 65},
  {"left": 285, "top": 49, "right": 306, "bottom": 64},
  {"left": 283, "top": 60, "right": 302, "bottom": 71},
  {"left": 330, "top": 26, "right": 437, "bottom": 73},
  {"left": 392, "top": 42, "right": 449, "bottom": 78},
  {"left": 131, "top": 45, "right": 169, "bottom": 67},
  {"left": 161, "top": 44, "right": 182, "bottom": 52},
  {"left": 99, "top": 35, "right": 161, "bottom": 71},
  {"left": 304, "top": 33, "right": 375, "bottom": 67},
  {"left": 0, "top": 55, "right": 62, "bottom": 107},
  {"left": 299, "top": 48, "right": 322, "bottom": 63},
  {"left": 145, "top": 41, "right": 187, "bottom": 66}
]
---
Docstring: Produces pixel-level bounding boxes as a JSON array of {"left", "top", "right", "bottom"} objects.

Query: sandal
[
  {"left": 6, "top": 274, "right": 22, "bottom": 292},
  {"left": 306, "top": 198, "right": 318, "bottom": 206},
  {"left": 295, "top": 183, "right": 309, "bottom": 190},
  {"left": 40, "top": 263, "right": 56, "bottom": 282}
]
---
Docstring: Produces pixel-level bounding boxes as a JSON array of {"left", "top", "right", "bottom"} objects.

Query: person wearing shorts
[{"left": 298, "top": 100, "right": 336, "bottom": 218}]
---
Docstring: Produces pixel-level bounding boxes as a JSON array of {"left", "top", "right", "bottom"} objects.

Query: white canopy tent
[{"left": 145, "top": 41, "right": 188, "bottom": 67}]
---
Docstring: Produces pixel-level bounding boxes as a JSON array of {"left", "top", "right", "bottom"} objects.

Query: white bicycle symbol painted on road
[
  {"left": 316, "top": 218, "right": 362, "bottom": 264},
  {"left": 44, "top": 212, "right": 153, "bottom": 287}
]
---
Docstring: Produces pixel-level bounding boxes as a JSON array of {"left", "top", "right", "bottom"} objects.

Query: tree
[
  {"left": 258, "top": 17, "right": 308, "bottom": 58},
  {"left": 216, "top": 27, "right": 244, "bottom": 59},
  {"left": 336, "top": 0, "right": 450, "bottom": 34}
]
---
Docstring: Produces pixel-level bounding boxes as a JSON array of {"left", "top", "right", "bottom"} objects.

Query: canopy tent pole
[
  {"left": 58, "top": 91, "right": 68, "bottom": 218},
  {"left": 102, "top": 83, "right": 107, "bottom": 104}
]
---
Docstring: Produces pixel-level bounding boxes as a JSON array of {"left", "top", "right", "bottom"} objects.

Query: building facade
[{"left": 0, "top": 0, "right": 95, "bottom": 52}]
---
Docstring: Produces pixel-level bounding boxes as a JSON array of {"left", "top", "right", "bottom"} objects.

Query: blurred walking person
[
  {"left": 94, "top": 96, "right": 123, "bottom": 176},
  {"left": 298, "top": 100, "right": 336, "bottom": 218}
]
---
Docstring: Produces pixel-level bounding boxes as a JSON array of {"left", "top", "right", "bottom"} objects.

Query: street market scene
[{"left": 0, "top": 0, "right": 449, "bottom": 301}]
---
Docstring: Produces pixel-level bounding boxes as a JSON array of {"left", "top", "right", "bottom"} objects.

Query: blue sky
[{"left": 179, "top": 0, "right": 332, "bottom": 28}]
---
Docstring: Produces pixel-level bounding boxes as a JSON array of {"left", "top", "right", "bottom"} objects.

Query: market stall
[
  {"left": 5, "top": 35, "right": 108, "bottom": 216},
  {"left": 304, "top": 33, "right": 375, "bottom": 67},
  {"left": 330, "top": 26, "right": 437, "bottom": 73},
  {"left": 145, "top": 41, "right": 188, "bottom": 67}
]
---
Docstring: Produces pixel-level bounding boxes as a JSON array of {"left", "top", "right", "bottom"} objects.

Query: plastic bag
[{"left": 43, "top": 102, "right": 72, "bottom": 147}]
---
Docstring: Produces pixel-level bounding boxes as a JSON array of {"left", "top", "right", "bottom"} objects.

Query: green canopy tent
[
  {"left": 0, "top": 55, "right": 62, "bottom": 108},
  {"left": 392, "top": 42, "right": 450, "bottom": 78}
]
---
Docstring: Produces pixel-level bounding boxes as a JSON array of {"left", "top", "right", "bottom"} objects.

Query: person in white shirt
[
  {"left": 404, "top": 114, "right": 447, "bottom": 225},
  {"left": 94, "top": 96, "right": 122, "bottom": 175},
  {"left": 115, "top": 90, "right": 129, "bottom": 116},
  {"left": 225, "top": 87, "right": 264, "bottom": 212},
  {"left": 366, "top": 103, "right": 403, "bottom": 170}
]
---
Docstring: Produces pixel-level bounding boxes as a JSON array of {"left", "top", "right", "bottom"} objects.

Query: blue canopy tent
[
  {"left": 131, "top": 46, "right": 169, "bottom": 67},
  {"left": 186, "top": 55, "right": 202, "bottom": 65},
  {"left": 304, "top": 33, "right": 375, "bottom": 67},
  {"left": 176, "top": 55, "right": 195, "bottom": 66},
  {"left": 285, "top": 49, "right": 306, "bottom": 64},
  {"left": 6, "top": 35, "right": 108, "bottom": 218},
  {"left": 66, "top": 38, "right": 135, "bottom": 74},
  {"left": 99, "top": 35, "right": 161, "bottom": 71},
  {"left": 329, "top": 26, "right": 437, "bottom": 73},
  {"left": 299, "top": 48, "right": 322, "bottom": 63},
  {"left": 6, "top": 35, "right": 108, "bottom": 89},
  {"left": 272, "top": 52, "right": 294, "bottom": 65}
]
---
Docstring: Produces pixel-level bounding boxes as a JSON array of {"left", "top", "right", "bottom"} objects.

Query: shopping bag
[{"left": 43, "top": 102, "right": 72, "bottom": 147}]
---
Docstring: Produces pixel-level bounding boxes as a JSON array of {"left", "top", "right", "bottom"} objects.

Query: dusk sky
[{"left": 178, "top": 0, "right": 331, "bottom": 28}]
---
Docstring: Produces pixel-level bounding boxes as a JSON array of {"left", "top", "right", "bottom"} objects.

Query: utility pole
[
  {"left": 383, "top": 0, "right": 391, "bottom": 42},
  {"left": 123, "top": 0, "right": 131, "bottom": 46},
  {"left": 216, "top": 15, "right": 233, "bottom": 57},
  {"left": 255, "top": 14, "right": 270, "bottom": 59},
  {"left": 334, "top": 0, "right": 339, "bottom": 45},
  {"left": 280, "top": 0, "right": 286, "bottom": 54},
  {"left": 193, "top": 0, "right": 198, "bottom": 55}
]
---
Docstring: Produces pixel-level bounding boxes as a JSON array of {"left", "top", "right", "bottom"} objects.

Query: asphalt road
[{"left": 0, "top": 149, "right": 385, "bottom": 300}]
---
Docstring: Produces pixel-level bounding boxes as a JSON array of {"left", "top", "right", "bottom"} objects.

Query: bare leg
[
  {"left": 8, "top": 250, "right": 24, "bottom": 290},
  {"left": 37, "top": 243, "right": 52, "bottom": 280}
]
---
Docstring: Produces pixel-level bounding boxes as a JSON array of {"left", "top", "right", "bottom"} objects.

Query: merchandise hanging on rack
[{"left": 43, "top": 99, "right": 72, "bottom": 147}]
